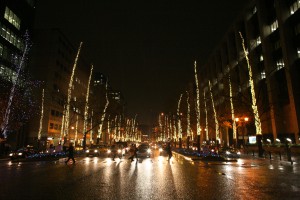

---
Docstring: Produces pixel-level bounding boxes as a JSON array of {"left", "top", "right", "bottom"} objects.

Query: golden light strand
[
  {"left": 228, "top": 75, "right": 237, "bottom": 140},
  {"left": 83, "top": 64, "right": 93, "bottom": 142},
  {"left": 194, "top": 61, "right": 201, "bottom": 136},
  {"left": 37, "top": 89, "right": 44, "bottom": 140},
  {"left": 98, "top": 82, "right": 110, "bottom": 139},
  {"left": 239, "top": 32, "right": 262, "bottom": 135},
  {"left": 64, "top": 42, "right": 83, "bottom": 137},
  {"left": 186, "top": 91, "right": 191, "bottom": 138},
  {"left": 203, "top": 91, "right": 209, "bottom": 141},
  {"left": 177, "top": 93, "right": 183, "bottom": 139},
  {"left": 209, "top": 80, "right": 220, "bottom": 141}
]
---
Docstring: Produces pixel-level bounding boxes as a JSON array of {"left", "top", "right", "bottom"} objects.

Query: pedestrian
[
  {"left": 111, "top": 144, "right": 117, "bottom": 161},
  {"left": 165, "top": 141, "right": 172, "bottom": 161},
  {"left": 65, "top": 143, "right": 75, "bottom": 164},
  {"left": 128, "top": 144, "right": 138, "bottom": 162}
]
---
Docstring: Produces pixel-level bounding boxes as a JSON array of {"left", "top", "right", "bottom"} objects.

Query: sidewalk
[{"left": 173, "top": 148, "right": 299, "bottom": 165}]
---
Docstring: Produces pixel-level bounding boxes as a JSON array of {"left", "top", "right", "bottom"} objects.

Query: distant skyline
[{"left": 34, "top": 0, "right": 250, "bottom": 125}]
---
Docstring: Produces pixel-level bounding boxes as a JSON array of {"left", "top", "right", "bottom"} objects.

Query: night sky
[{"left": 34, "top": 0, "right": 250, "bottom": 126}]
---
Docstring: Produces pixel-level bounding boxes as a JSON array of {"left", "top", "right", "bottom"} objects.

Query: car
[
  {"left": 107, "top": 144, "right": 124, "bottom": 159},
  {"left": 137, "top": 143, "right": 152, "bottom": 158},
  {"left": 115, "top": 141, "right": 128, "bottom": 154},
  {"left": 219, "top": 147, "right": 241, "bottom": 158},
  {"left": 85, "top": 144, "right": 108, "bottom": 157},
  {"left": 9, "top": 146, "right": 37, "bottom": 160}
]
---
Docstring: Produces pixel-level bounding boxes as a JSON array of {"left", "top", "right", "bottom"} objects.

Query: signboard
[{"left": 249, "top": 136, "right": 257, "bottom": 144}]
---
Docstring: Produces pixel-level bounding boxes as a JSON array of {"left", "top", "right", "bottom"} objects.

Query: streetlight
[{"left": 235, "top": 117, "right": 249, "bottom": 147}]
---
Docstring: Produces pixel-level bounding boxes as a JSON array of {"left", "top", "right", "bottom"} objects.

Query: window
[
  {"left": 290, "top": 0, "right": 300, "bottom": 15},
  {"left": 256, "top": 36, "right": 261, "bottom": 46},
  {"left": 253, "top": 6, "right": 257, "bottom": 14},
  {"left": 0, "top": 23, "right": 23, "bottom": 50},
  {"left": 0, "top": 64, "right": 17, "bottom": 82},
  {"left": 4, "top": 7, "right": 21, "bottom": 30},
  {"left": 0, "top": 43, "right": 3, "bottom": 56},
  {"left": 49, "top": 123, "right": 54, "bottom": 129},
  {"left": 276, "top": 59, "right": 285, "bottom": 71},
  {"left": 274, "top": 40, "right": 281, "bottom": 50},
  {"left": 261, "top": 71, "right": 266, "bottom": 79},
  {"left": 295, "top": 23, "right": 300, "bottom": 35},
  {"left": 270, "top": 20, "right": 278, "bottom": 32},
  {"left": 260, "top": 55, "right": 264, "bottom": 61}
]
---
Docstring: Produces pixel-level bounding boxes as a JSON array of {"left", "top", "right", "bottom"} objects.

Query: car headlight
[
  {"left": 226, "top": 151, "right": 231, "bottom": 155},
  {"left": 94, "top": 150, "right": 98, "bottom": 153},
  {"left": 237, "top": 151, "right": 241, "bottom": 155},
  {"left": 18, "top": 152, "right": 23, "bottom": 156},
  {"left": 117, "top": 149, "right": 121, "bottom": 153},
  {"left": 86, "top": 150, "right": 89, "bottom": 153},
  {"left": 9, "top": 153, "right": 13, "bottom": 156},
  {"left": 107, "top": 149, "right": 111, "bottom": 153},
  {"left": 147, "top": 149, "right": 151, "bottom": 153}
]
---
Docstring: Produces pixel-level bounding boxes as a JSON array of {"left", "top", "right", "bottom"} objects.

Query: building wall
[
  {"left": 199, "top": 0, "right": 300, "bottom": 144},
  {"left": 28, "top": 29, "right": 90, "bottom": 149},
  {"left": 0, "top": 0, "right": 35, "bottom": 149}
]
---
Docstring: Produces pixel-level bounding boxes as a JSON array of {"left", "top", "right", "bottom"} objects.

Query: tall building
[
  {"left": 28, "top": 28, "right": 90, "bottom": 149},
  {"left": 0, "top": 0, "right": 36, "bottom": 148},
  {"left": 199, "top": 0, "right": 300, "bottom": 145}
]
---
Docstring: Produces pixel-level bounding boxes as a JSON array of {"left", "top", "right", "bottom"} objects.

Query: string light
[
  {"left": 63, "top": 42, "right": 83, "bottom": 137},
  {"left": 83, "top": 64, "right": 93, "bottom": 141},
  {"left": 37, "top": 89, "right": 44, "bottom": 140},
  {"left": 186, "top": 91, "right": 192, "bottom": 140},
  {"left": 1, "top": 32, "right": 31, "bottom": 138},
  {"left": 228, "top": 75, "right": 237, "bottom": 140},
  {"left": 177, "top": 93, "right": 183, "bottom": 139},
  {"left": 239, "top": 32, "right": 262, "bottom": 135},
  {"left": 98, "top": 81, "right": 110, "bottom": 139},
  {"left": 194, "top": 61, "right": 201, "bottom": 136},
  {"left": 209, "top": 80, "right": 220, "bottom": 141},
  {"left": 203, "top": 91, "right": 209, "bottom": 141}
]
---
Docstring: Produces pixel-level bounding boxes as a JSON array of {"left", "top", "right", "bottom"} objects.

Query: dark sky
[{"left": 34, "top": 0, "right": 250, "bottom": 125}]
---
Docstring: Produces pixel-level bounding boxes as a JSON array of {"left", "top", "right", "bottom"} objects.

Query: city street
[{"left": 0, "top": 150, "right": 299, "bottom": 200}]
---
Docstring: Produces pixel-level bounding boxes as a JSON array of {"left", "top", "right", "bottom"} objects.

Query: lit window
[
  {"left": 253, "top": 6, "right": 257, "bottom": 14},
  {"left": 0, "top": 43, "right": 3, "bottom": 56},
  {"left": 276, "top": 59, "right": 285, "bottom": 71},
  {"left": 270, "top": 20, "right": 278, "bottom": 32},
  {"left": 290, "top": 0, "right": 300, "bottom": 15},
  {"left": 0, "top": 24, "right": 23, "bottom": 50},
  {"left": 256, "top": 36, "right": 261, "bottom": 45},
  {"left": 4, "top": 7, "right": 21, "bottom": 30},
  {"left": 260, "top": 55, "right": 264, "bottom": 61},
  {"left": 261, "top": 71, "right": 266, "bottom": 79}
]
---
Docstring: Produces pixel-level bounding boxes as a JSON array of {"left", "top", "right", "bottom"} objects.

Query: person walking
[
  {"left": 65, "top": 143, "right": 75, "bottom": 164},
  {"left": 128, "top": 144, "right": 138, "bottom": 162},
  {"left": 111, "top": 144, "right": 117, "bottom": 161},
  {"left": 165, "top": 141, "right": 172, "bottom": 161}
]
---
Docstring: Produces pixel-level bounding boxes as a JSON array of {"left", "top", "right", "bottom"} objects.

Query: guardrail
[{"left": 244, "top": 144, "right": 300, "bottom": 164}]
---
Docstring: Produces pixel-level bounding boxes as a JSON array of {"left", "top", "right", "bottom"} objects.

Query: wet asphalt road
[{"left": 0, "top": 150, "right": 299, "bottom": 200}]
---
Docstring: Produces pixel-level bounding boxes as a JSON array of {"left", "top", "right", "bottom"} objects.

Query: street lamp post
[{"left": 235, "top": 117, "right": 249, "bottom": 148}]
